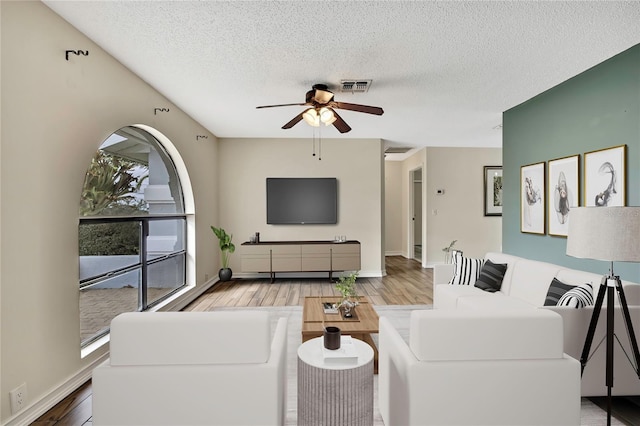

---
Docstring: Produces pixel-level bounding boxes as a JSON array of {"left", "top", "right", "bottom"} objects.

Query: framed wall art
[
  {"left": 483, "top": 166, "right": 503, "bottom": 216},
  {"left": 547, "top": 155, "right": 579, "bottom": 237},
  {"left": 521, "top": 162, "right": 545, "bottom": 234},
  {"left": 584, "top": 145, "right": 626, "bottom": 207}
]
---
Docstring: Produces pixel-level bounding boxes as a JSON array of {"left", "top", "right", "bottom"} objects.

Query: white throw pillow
[{"left": 448, "top": 252, "right": 484, "bottom": 285}]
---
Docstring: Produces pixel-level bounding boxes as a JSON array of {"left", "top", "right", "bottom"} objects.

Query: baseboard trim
[
  {"left": 158, "top": 277, "right": 218, "bottom": 312},
  {"left": 2, "top": 354, "right": 108, "bottom": 426}
]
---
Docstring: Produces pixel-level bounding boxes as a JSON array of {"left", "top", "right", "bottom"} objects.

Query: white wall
[
  {"left": 1, "top": 2, "right": 219, "bottom": 424},
  {"left": 218, "top": 138, "right": 385, "bottom": 277},
  {"left": 426, "top": 147, "right": 502, "bottom": 263}
]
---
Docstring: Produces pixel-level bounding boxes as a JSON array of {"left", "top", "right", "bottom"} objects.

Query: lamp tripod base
[{"left": 580, "top": 274, "right": 640, "bottom": 426}]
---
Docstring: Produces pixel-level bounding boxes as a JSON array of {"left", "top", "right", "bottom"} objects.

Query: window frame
[{"left": 79, "top": 217, "right": 187, "bottom": 348}]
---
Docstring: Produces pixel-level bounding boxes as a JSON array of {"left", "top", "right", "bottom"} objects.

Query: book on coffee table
[
  {"left": 322, "top": 335, "right": 358, "bottom": 362},
  {"left": 323, "top": 302, "right": 339, "bottom": 314}
]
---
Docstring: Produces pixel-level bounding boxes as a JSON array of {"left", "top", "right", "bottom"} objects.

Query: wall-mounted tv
[{"left": 266, "top": 177, "right": 338, "bottom": 225}]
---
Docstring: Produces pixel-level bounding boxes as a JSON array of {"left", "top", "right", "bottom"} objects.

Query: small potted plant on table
[
  {"left": 335, "top": 271, "right": 360, "bottom": 318},
  {"left": 211, "top": 226, "right": 235, "bottom": 281}
]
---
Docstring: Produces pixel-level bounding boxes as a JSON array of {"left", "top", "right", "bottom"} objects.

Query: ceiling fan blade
[
  {"left": 282, "top": 112, "right": 304, "bottom": 129},
  {"left": 331, "top": 110, "right": 351, "bottom": 133},
  {"left": 333, "top": 102, "right": 384, "bottom": 115},
  {"left": 256, "top": 103, "right": 308, "bottom": 109}
]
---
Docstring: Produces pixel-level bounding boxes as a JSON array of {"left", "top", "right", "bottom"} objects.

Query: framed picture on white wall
[
  {"left": 483, "top": 166, "right": 503, "bottom": 216},
  {"left": 521, "top": 162, "right": 545, "bottom": 234},
  {"left": 547, "top": 155, "right": 579, "bottom": 237},
  {"left": 584, "top": 145, "right": 626, "bottom": 207}
]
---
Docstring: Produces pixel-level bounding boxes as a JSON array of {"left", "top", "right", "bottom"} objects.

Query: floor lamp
[{"left": 566, "top": 206, "right": 640, "bottom": 426}]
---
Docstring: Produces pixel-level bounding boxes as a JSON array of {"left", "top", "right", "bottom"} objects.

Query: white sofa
[
  {"left": 92, "top": 311, "right": 288, "bottom": 426},
  {"left": 379, "top": 309, "right": 581, "bottom": 425},
  {"left": 434, "top": 252, "right": 640, "bottom": 397}
]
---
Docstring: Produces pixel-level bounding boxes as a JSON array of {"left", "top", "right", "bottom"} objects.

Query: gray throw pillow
[{"left": 474, "top": 259, "right": 508, "bottom": 292}]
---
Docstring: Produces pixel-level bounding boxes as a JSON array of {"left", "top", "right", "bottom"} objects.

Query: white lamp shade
[
  {"left": 319, "top": 107, "right": 336, "bottom": 125},
  {"left": 302, "top": 108, "right": 320, "bottom": 127},
  {"left": 566, "top": 207, "right": 640, "bottom": 262}
]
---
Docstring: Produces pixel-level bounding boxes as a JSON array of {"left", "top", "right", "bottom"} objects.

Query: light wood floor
[
  {"left": 184, "top": 255, "right": 433, "bottom": 310},
  {"left": 31, "top": 256, "right": 430, "bottom": 425}
]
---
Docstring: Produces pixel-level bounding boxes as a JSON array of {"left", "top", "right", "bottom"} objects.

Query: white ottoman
[{"left": 297, "top": 336, "right": 374, "bottom": 426}]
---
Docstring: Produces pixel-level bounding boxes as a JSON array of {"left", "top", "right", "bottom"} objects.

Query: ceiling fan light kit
[
  {"left": 256, "top": 83, "right": 383, "bottom": 134},
  {"left": 303, "top": 108, "right": 336, "bottom": 127}
]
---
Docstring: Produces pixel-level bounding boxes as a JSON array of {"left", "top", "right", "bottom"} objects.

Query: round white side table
[{"left": 297, "top": 336, "right": 374, "bottom": 426}]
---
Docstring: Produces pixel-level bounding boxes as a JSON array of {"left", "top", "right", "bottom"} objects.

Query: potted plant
[
  {"left": 211, "top": 226, "right": 235, "bottom": 281},
  {"left": 335, "top": 271, "right": 360, "bottom": 318},
  {"left": 442, "top": 239, "right": 458, "bottom": 263}
]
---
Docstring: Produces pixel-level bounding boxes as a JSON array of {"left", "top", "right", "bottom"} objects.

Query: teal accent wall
[{"left": 503, "top": 44, "right": 640, "bottom": 282}]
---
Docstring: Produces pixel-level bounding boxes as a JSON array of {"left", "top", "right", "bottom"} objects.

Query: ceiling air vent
[
  {"left": 384, "top": 147, "right": 413, "bottom": 154},
  {"left": 340, "top": 79, "right": 372, "bottom": 93}
]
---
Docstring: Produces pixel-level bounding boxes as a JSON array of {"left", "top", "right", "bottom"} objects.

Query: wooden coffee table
[{"left": 301, "top": 296, "right": 379, "bottom": 373}]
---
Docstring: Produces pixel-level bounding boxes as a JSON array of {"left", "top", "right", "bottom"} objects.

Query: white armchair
[
  {"left": 92, "top": 311, "right": 287, "bottom": 426},
  {"left": 379, "top": 309, "right": 581, "bottom": 425}
]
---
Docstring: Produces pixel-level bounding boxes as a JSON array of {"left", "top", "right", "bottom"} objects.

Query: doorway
[{"left": 410, "top": 167, "right": 422, "bottom": 261}]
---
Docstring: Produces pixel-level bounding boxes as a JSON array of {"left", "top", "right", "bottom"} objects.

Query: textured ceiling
[{"left": 43, "top": 1, "right": 640, "bottom": 156}]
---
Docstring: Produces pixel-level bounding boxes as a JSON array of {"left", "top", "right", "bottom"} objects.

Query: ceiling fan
[{"left": 256, "top": 84, "right": 384, "bottom": 133}]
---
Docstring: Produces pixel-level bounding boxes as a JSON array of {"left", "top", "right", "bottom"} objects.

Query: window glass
[
  {"left": 79, "top": 126, "right": 186, "bottom": 348},
  {"left": 147, "top": 253, "right": 186, "bottom": 307},
  {"left": 80, "top": 269, "right": 141, "bottom": 343},
  {"left": 79, "top": 221, "right": 141, "bottom": 281}
]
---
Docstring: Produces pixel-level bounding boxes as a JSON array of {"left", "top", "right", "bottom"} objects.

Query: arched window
[{"left": 79, "top": 126, "right": 187, "bottom": 348}]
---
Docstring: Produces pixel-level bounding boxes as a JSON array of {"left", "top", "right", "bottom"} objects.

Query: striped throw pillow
[
  {"left": 448, "top": 252, "right": 484, "bottom": 285},
  {"left": 557, "top": 282, "right": 594, "bottom": 308}
]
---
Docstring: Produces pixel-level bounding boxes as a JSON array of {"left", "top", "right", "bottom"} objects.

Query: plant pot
[
  {"left": 218, "top": 268, "right": 232, "bottom": 281},
  {"left": 339, "top": 299, "right": 357, "bottom": 318},
  {"left": 342, "top": 306, "right": 354, "bottom": 318}
]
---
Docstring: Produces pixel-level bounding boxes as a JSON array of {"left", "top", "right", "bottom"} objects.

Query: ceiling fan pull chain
[
  {"left": 318, "top": 125, "right": 322, "bottom": 160},
  {"left": 312, "top": 129, "right": 316, "bottom": 157}
]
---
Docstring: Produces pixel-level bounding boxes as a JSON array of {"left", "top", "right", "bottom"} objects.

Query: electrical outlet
[{"left": 10, "top": 383, "right": 27, "bottom": 414}]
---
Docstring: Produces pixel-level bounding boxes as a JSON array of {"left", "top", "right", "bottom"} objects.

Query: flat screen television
[{"left": 266, "top": 177, "right": 338, "bottom": 224}]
